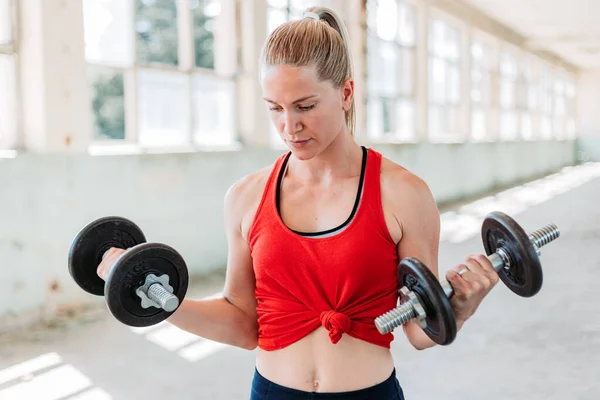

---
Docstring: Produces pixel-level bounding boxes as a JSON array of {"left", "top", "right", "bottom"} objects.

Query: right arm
[
  {"left": 166, "top": 178, "right": 259, "bottom": 350},
  {"left": 98, "top": 176, "right": 261, "bottom": 350}
]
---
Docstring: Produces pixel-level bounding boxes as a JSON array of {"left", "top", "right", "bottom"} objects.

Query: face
[{"left": 261, "top": 64, "right": 353, "bottom": 160}]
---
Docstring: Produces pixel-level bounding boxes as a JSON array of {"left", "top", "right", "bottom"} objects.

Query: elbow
[{"left": 237, "top": 318, "right": 259, "bottom": 351}]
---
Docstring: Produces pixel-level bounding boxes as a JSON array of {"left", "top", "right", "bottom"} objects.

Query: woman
[{"left": 98, "top": 6, "right": 499, "bottom": 399}]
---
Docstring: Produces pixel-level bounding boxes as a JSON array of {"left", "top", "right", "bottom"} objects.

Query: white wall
[
  {"left": 576, "top": 71, "right": 600, "bottom": 162},
  {"left": 0, "top": 140, "right": 576, "bottom": 331}
]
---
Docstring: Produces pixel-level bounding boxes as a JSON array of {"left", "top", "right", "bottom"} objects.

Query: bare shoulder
[
  {"left": 378, "top": 155, "right": 440, "bottom": 244},
  {"left": 224, "top": 163, "right": 276, "bottom": 240},
  {"left": 379, "top": 156, "right": 434, "bottom": 206}
]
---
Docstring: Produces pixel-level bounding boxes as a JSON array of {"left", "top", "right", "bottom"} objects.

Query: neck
[{"left": 287, "top": 128, "right": 363, "bottom": 183}]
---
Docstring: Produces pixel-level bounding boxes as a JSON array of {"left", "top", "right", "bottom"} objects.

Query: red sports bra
[{"left": 247, "top": 147, "right": 399, "bottom": 351}]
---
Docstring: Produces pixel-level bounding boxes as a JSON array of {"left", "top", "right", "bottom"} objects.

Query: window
[
  {"left": 552, "top": 71, "right": 577, "bottom": 140},
  {"left": 498, "top": 48, "right": 519, "bottom": 140},
  {"left": 366, "top": 0, "right": 417, "bottom": 142},
  {"left": 517, "top": 56, "right": 538, "bottom": 140},
  {"left": 470, "top": 32, "right": 496, "bottom": 141},
  {"left": 565, "top": 75, "right": 577, "bottom": 139},
  {"left": 83, "top": 0, "right": 237, "bottom": 148},
  {"left": 267, "top": 0, "right": 335, "bottom": 34},
  {"left": 539, "top": 65, "right": 554, "bottom": 140},
  {"left": 0, "top": 0, "right": 17, "bottom": 150},
  {"left": 428, "top": 18, "right": 462, "bottom": 141}
]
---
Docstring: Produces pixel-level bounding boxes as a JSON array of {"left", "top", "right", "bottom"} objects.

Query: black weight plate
[
  {"left": 68, "top": 217, "right": 146, "bottom": 296},
  {"left": 481, "top": 211, "right": 543, "bottom": 297},
  {"left": 105, "top": 242, "right": 189, "bottom": 327},
  {"left": 398, "top": 258, "right": 457, "bottom": 345}
]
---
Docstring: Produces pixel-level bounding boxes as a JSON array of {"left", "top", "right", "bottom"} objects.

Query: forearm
[
  {"left": 167, "top": 297, "right": 258, "bottom": 350},
  {"left": 403, "top": 319, "right": 466, "bottom": 351}
]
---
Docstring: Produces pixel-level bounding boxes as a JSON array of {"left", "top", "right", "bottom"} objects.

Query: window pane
[
  {"left": 366, "top": 98, "right": 382, "bottom": 140},
  {"left": 399, "top": 47, "right": 414, "bottom": 96},
  {"left": 500, "top": 111, "right": 517, "bottom": 139},
  {"left": 471, "top": 108, "right": 486, "bottom": 141},
  {"left": 88, "top": 66, "right": 126, "bottom": 140},
  {"left": 291, "top": 0, "right": 334, "bottom": 11},
  {"left": 395, "top": 99, "right": 415, "bottom": 140},
  {"left": 192, "top": 74, "right": 236, "bottom": 146},
  {"left": 193, "top": 0, "right": 220, "bottom": 69},
  {"left": 429, "top": 20, "right": 445, "bottom": 55},
  {"left": 500, "top": 80, "right": 515, "bottom": 108},
  {"left": 0, "top": 55, "right": 17, "bottom": 149},
  {"left": 136, "top": 0, "right": 179, "bottom": 66},
  {"left": 447, "top": 64, "right": 460, "bottom": 104},
  {"left": 398, "top": 2, "right": 416, "bottom": 46},
  {"left": 521, "top": 114, "right": 532, "bottom": 140},
  {"left": 267, "top": 8, "right": 287, "bottom": 34},
  {"left": 444, "top": 26, "right": 460, "bottom": 61},
  {"left": 429, "top": 106, "right": 443, "bottom": 137},
  {"left": 375, "top": 0, "right": 397, "bottom": 41},
  {"left": 429, "top": 57, "right": 446, "bottom": 104},
  {"left": 138, "top": 69, "right": 190, "bottom": 146},
  {"left": 84, "top": 0, "right": 135, "bottom": 67},
  {"left": 268, "top": 0, "right": 287, "bottom": 7},
  {"left": 0, "top": 0, "right": 12, "bottom": 45},
  {"left": 368, "top": 38, "right": 398, "bottom": 96}
]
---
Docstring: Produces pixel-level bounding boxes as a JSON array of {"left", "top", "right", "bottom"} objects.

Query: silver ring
[{"left": 458, "top": 268, "right": 469, "bottom": 276}]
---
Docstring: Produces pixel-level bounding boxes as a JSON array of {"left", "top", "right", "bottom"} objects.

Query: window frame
[
  {"left": 0, "top": 0, "right": 19, "bottom": 152},
  {"left": 427, "top": 8, "right": 467, "bottom": 143},
  {"left": 86, "top": 0, "right": 240, "bottom": 151},
  {"left": 365, "top": 0, "right": 419, "bottom": 143}
]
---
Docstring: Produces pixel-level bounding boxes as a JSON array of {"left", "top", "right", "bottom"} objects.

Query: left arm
[{"left": 383, "top": 168, "right": 498, "bottom": 350}]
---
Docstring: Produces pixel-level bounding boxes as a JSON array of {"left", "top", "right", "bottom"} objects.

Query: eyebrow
[{"left": 263, "top": 95, "right": 318, "bottom": 104}]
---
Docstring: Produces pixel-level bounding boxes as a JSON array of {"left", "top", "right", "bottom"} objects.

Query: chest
[{"left": 278, "top": 178, "right": 361, "bottom": 234}]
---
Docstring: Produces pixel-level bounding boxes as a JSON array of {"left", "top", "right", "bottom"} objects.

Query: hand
[
  {"left": 445, "top": 254, "right": 499, "bottom": 324},
  {"left": 96, "top": 247, "right": 127, "bottom": 281}
]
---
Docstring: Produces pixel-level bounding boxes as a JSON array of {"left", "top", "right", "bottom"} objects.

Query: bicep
[
  {"left": 396, "top": 180, "right": 441, "bottom": 279},
  {"left": 221, "top": 184, "right": 258, "bottom": 320}
]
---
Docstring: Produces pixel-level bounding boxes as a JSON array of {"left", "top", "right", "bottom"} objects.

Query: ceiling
[{"left": 461, "top": 0, "right": 600, "bottom": 70}]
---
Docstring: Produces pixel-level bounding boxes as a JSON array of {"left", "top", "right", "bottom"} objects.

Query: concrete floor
[{"left": 1, "top": 162, "right": 599, "bottom": 400}]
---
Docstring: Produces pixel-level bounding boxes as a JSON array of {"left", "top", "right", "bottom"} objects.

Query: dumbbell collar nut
[
  {"left": 136, "top": 274, "right": 174, "bottom": 309},
  {"left": 400, "top": 287, "right": 427, "bottom": 329}
]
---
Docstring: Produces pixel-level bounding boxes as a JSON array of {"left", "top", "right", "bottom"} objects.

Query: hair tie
[{"left": 303, "top": 11, "right": 320, "bottom": 21}]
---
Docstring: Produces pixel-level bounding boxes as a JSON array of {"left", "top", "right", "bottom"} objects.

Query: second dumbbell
[{"left": 68, "top": 216, "right": 189, "bottom": 327}]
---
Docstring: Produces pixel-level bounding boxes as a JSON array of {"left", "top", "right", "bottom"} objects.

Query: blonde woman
[{"left": 98, "top": 6, "right": 499, "bottom": 399}]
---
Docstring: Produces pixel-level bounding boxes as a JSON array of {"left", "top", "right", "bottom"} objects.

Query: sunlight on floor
[
  {"left": 439, "top": 162, "right": 600, "bottom": 243},
  {"left": 0, "top": 353, "right": 112, "bottom": 400}
]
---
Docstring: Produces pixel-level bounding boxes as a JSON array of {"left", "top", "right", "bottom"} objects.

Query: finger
[
  {"left": 464, "top": 254, "right": 487, "bottom": 274},
  {"left": 467, "top": 254, "right": 500, "bottom": 285},
  {"left": 446, "top": 266, "right": 469, "bottom": 294},
  {"left": 470, "top": 254, "right": 495, "bottom": 273}
]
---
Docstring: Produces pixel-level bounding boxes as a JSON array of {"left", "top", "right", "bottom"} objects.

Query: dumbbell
[
  {"left": 374, "top": 211, "right": 560, "bottom": 345},
  {"left": 68, "top": 216, "right": 189, "bottom": 327}
]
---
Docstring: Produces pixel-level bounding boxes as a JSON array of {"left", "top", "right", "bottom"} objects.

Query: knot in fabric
[{"left": 320, "top": 311, "right": 351, "bottom": 344}]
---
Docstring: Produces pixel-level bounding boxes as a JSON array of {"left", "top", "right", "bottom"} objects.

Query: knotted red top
[{"left": 248, "top": 148, "right": 400, "bottom": 351}]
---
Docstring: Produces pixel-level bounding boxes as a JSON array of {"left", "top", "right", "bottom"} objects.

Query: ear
[{"left": 341, "top": 78, "right": 354, "bottom": 111}]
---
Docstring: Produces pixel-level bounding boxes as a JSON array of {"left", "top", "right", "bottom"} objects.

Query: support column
[
  {"left": 18, "top": 0, "right": 93, "bottom": 152},
  {"left": 236, "top": 0, "right": 270, "bottom": 148},
  {"left": 345, "top": 0, "right": 367, "bottom": 143}
]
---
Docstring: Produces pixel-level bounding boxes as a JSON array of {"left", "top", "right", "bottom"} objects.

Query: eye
[
  {"left": 298, "top": 104, "right": 315, "bottom": 111},
  {"left": 269, "top": 106, "right": 282, "bottom": 111}
]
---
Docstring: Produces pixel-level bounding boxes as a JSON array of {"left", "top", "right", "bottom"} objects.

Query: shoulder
[
  {"left": 379, "top": 155, "right": 435, "bottom": 207},
  {"left": 378, "top": 154, "right": 439, "bottom": 235},
  {"left": 224, "top": 155, "right": 285, "bottom": 238}
]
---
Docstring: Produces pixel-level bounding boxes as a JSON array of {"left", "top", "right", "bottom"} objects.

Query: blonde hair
[{"left": 260, "top": 7, "right": 356, "bottom": 136}]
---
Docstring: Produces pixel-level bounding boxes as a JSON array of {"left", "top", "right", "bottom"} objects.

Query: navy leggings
[{"left": 250, "top": 368, "right": 406, "bottom": 400}]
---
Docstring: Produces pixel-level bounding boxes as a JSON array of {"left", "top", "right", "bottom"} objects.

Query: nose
[{"left": 282, "top": 111, "right": 301, "bottom": 136}]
